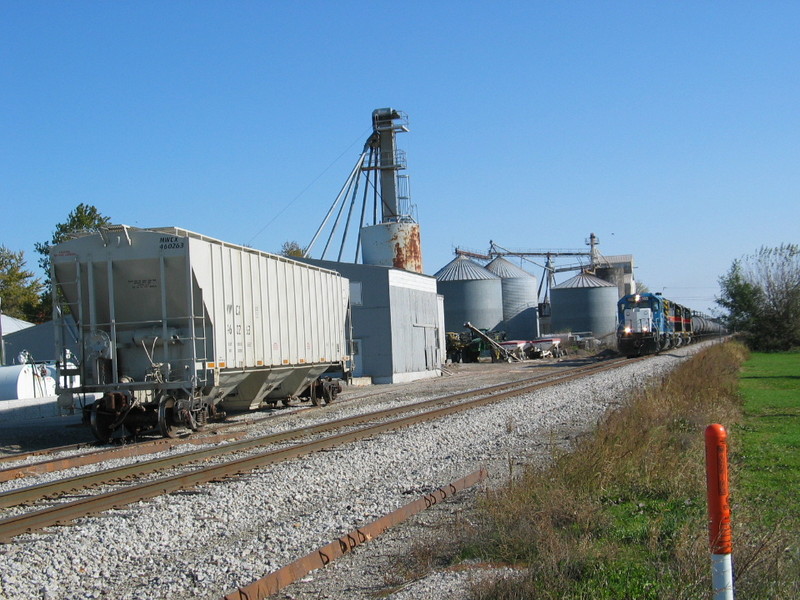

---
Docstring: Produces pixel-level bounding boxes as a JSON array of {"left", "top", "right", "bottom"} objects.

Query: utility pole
[{"left": 0, "top": 298, "right": 5, "bottom": 366}]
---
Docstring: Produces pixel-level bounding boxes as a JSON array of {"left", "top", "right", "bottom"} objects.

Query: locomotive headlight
[
  {"left": 642, "top": 326, "right": 649, "bottom": 333},
  {"left": 624, "top": 326, "right": 631, "bottom": 334}
]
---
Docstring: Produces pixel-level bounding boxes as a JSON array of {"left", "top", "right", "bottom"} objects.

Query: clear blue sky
[{"left": 2, "top": 2, "right": 798, "bottom": 314}]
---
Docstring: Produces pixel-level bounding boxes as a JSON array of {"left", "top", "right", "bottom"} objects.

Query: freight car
[
  {"left": 51, "top": 225, "right": 351, "bottom": 441},
  {"left": 616, "top": 292, "right": 723, "bottom": 357}
]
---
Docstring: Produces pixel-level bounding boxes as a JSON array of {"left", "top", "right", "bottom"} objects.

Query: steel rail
[
  {"left": 0, "top": 431, "right": 246, "bottom": 484},
  {"left": 0, "top": 358, "right": 628, "bottom": 510},
  {"left": 221, "top": 468, "right": 489, "bottom": 600},
  {"left": 0, "top": 356, "right": 636, "bottom": 542},
  {"left": 0, "top": 440, "right": 99, "bottom": 465},
  {"left": 0, "top": 408, "right": 307, "bottom": 479}
]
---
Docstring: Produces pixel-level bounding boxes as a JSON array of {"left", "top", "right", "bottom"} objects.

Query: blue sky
[{"left": 2, "top": 1, "right": 798, "bottom": 314}]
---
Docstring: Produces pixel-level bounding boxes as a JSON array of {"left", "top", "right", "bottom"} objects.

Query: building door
[{"left": 351, "top": 339, "right": 363, "bottom": 378}]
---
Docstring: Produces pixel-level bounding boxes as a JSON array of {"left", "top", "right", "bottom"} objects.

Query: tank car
[
  {"left": 51, "top": 225, "right": 351, "bottom": 441},
  {"left": 691, "top": 315, "right": 725, "bottom": 336}
]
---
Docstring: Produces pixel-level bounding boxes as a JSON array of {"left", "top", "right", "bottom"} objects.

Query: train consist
[
  {"left": 51, "top": 225, "right": 351, "bottom": 441},
  {"left": 616, "top": 292, "right": 724, "bottom": 357}
]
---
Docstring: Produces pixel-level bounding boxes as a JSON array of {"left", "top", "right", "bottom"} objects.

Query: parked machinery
[
  {"left": 51, "top": 225, "right": 351, "bottom": 441},
  {"left": 616, "top": 292, "right": 723, "bottom": 357}
]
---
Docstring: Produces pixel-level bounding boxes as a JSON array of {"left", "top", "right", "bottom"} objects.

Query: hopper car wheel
[
  {"left": 90, "top": 402, "right": 115, "bottom": 443},
  {"left": 281, "top": 398, "right": 292, "bottom": 407},
  {"left": 310, "top": 389, "right": 321, "bottom": 407},
  {"left": 158, "top": 396, "right": 179, "bottom": 438}
]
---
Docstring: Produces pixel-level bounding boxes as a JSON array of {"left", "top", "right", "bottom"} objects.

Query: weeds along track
[{"left": 0, "top": 356, "right": 636, "bottom": 543}]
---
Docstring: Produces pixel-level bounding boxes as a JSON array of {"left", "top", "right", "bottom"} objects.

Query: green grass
[{"left": 735, "top": 352, "right": 800, "bottom": 527}]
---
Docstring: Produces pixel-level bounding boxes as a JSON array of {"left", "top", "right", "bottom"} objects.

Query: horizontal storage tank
[
  {"left": 550, "top": 272, "right": 619, "bottom": 338},
  {"left": 51, "top": 225, "right": 351, "bottom": 418},
  {"left": 435, "top": 255, "right": 503, "bottom": 333},
  {"left": 0, "top": 364, "right": 56, "bottom": 400},
  {"left": 485, "top": 256, "right": 540, "bottom": 340}
]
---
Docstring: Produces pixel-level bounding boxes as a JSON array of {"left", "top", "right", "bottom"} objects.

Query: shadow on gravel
[{"left": 0, "top": 417, "right": 95, "bottom": 455}]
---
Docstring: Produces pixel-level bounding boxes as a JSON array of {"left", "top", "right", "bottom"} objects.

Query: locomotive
[
  {"left": 616, "top": 292, "right": 723, "bottom": 357},
  {"left": 51, "top": 225, "right": 351, "bottom": 441}
]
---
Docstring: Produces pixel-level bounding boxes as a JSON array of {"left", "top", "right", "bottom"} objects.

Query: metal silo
[
  {"left": 485, "top": 257, "right": 540, "bottom": 340},
  {"left": 550, "top": 272, "right": 618, "bottom": 338},
  {"left": 434, "top": 255, "right": 503, "bottom": 332}
]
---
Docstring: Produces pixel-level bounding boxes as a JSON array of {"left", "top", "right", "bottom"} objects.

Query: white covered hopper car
[{"left": 51, "top": 225, "right": 351, "bottom": 441}]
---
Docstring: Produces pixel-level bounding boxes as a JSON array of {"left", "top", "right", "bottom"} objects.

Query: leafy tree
[
  {"left": 0, "top": 246, "right": 43, "bottom": 322},
  {"left": 279, "top": 240, "right": 305, "bottom": 257},
  {"left": 716, "top": 244, "right": 800, "bottom": 351},
  {"left": 716, "top": 260, "right": 763, "bottom": 333},
  {"left": 34, "top": 203, "right": 111, "bottom": 318},
  {"left": 35, "top": 203, "right": 111, "bottom": 280}
]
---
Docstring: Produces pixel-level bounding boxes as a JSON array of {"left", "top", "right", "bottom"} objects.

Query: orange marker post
[{"left": 705, "top": 423, "right": 734, "bottom": 600}]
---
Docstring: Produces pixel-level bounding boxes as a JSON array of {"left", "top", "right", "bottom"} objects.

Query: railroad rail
[
  {"left": 0, "top": 440, "right": 99, "bottom": 465},
  {"left": 0, "top": 357, "right": 629, "bottom": 509},
  {"left": 0, "top": 356, "right": 638, "bottom": 543},
  {"left": 0, "top": 411, "right": 300, "bottom": 475},
  {"left": 0, "top": 431, "right": 245, "bottom": 484},
  {"left": 222, "top": 468, "right": 490, "bottom": 600}
]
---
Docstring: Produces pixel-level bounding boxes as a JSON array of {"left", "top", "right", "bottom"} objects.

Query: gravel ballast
[{"left": 0, "top": 343, "right": 718, "bottom": 600}]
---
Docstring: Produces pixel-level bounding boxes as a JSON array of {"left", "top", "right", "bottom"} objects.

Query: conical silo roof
[
  {"left": 434, "top": 255, "right": 498, "bottom": 281},
  {"left": 485, "top": 256, "right": 535, "bottom": 279},
  {"left": 553, "top": 272, "right": 615, "bottom": 289},
  {"left": 551, "top": 271, "right": 619, "bottom": 336}
]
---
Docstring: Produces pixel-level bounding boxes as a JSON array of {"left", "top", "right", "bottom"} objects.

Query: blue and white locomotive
[{"left": 617, "top": 293, "right": 697, "bottom": 357}]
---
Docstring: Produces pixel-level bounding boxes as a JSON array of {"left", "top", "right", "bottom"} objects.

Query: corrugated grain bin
[
  {"left": 434, "top": 256, "right": 503, "bottom": 332},
  {"left": 550, "top": 272, "right": 618, "bottom": 338},
  {"left": 51, "top": 225, "right": 350, "bottom": 438},
  {"left": 485, "top": 256, "right": 539, "bottom": 340}
]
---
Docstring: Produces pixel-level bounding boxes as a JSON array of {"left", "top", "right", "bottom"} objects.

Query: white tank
[
  {"left": 360, "top": 222, "right": 423, "bottom": 273},
  {"left": 0, "top": 364, "right": 56, "bottom": 400}
]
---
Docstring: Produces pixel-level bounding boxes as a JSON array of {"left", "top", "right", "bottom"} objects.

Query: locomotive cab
[{"left": 617, "top": 293, "right": 663, "bottom": 357}]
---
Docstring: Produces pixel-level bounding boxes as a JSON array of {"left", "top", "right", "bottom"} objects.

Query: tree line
[{"left": 716, "top": 244, "right": 800, "bottom": 351}]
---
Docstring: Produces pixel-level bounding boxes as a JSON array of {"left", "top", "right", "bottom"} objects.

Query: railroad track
[
  {"left": 0, "top": 356, "right": 590, "bottom": 473},
  {"left": 0, "top": 355, "right": 638, "bottom": 543},
  {"left": 0, "top": 357, "right": 604, "bottom": 484},
  {"left": 0, "top": 408, "right": 307, "bottom": 474}
]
